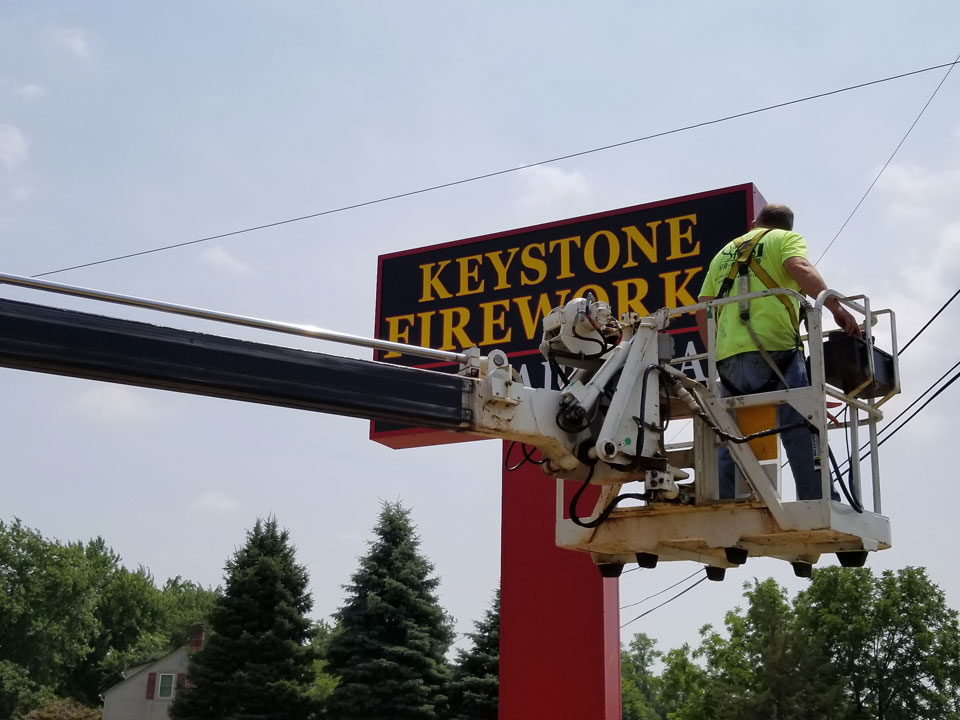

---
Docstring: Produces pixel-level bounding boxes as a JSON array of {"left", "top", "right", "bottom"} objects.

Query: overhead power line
[
  {"left": 898, "top": 285, "right": 960, "bottom": 355},
  {"left": 620, "top": 569, "right": 702, "bottom": 611},
  {"left": 838, "top": 355, "right": 960, "bottom": 474},
  {"left": 621, "top": 575, "right": 707, "bottom": 629},
  {"left": 32, "top": 59, "right": 960, "bottom": 279},
  {"left": 815, "top": 50, "right": 960, "bottom": 265}
]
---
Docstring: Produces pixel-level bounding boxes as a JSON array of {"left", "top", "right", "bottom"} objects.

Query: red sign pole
[{"left": 500, "top": 443, "right": 621, "bottom": 719}]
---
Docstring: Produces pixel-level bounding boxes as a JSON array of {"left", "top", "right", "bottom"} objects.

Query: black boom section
[{"left": 0, "top": 297, "right": 473, "bottom": 428}]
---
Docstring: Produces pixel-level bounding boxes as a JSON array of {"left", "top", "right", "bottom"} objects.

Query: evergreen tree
[
  {"left": 325, "top": 501, "right": 454, "bottom": 720},
  {"left": 447, "top": 588, "right": 499, "bottom": 720},
  {"left": 170, "top": 517, "right": 317, "bottom": 720}
]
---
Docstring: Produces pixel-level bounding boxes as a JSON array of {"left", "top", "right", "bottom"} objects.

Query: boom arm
[{"left": 0, "top": 272, "right": 899, "bottom": 577}]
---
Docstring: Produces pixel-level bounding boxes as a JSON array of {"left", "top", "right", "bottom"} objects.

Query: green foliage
[
  {"left": 697, "top": 578, "right": 844, "bottom": 720},
  {"left": 170, "top": 517, "right": 317, "bottom": 720},
  {"left": 20, "top": 698, "right": 101, "bottom": 720},
  {"left": 796, "top": 566, "right": 960, "bottom": 719},
  {"left": 620, "top": 633, "right": 660, "bottom": 720},
  {"left": 0, "top": 661, "right": 54, "bottom": 720},
  {"left": 447, "top": 588, "right": 499, "bottom": 720},
  {"left": 307, "top": 621, "right": 339, "bottom": 705},
  {"left": 0, "top": 520, "right": 101, "bottom": 699},
  {"left": 325, "top": 501, "right": 454, "bottom": 720},
  {"left": 657, "top": 644, "right": 709, "bottom": 720},
  {"left": 0, "top": 518, "right": 218, "bottom": 717},
  {"left": 622, "top": 566, "right": 960, "bottom": 720}
]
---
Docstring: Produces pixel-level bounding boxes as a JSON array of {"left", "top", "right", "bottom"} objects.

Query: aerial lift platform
[{"left": 0, "top": 271, "right": 898, "bottom": 579}]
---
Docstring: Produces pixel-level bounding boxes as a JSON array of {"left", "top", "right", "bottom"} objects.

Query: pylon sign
[{"left": 372, "top": 182, "right": 764, "bottom": 447}]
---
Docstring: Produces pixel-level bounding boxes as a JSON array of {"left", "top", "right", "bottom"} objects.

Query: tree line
[
  {"left": 0, "top": 519, "right": 218, "bottom": 718},
  {"left": 621, "top": 567, "right": 960, "bottom": 720},
  {"left": 3, "top": 507, "right": 960, "bottom": 720}
]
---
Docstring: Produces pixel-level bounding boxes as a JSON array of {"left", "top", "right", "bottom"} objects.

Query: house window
[{"left": 157, "top": 673, "right": 175, "bottom": 699}]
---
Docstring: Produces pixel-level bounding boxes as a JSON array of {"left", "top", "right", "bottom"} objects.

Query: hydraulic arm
[{"left": 0, "top": 272, "right": 899, "bottom": 578}]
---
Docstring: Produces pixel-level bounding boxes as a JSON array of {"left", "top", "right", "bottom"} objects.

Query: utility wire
[
  {"left": 621, "top": 576, "right": 708, "bottom": 629},
  {"left": 874, "top": 369, "right": 960, "bottom": 447},
  {"left": 838, "top": 357, "right": 960, "bottom": 472},
  {"left": 31, "top": 60, "right": 960, "bottom": 279},
  {"left": 898, "top": 286, "right": 960, "bottom": 355},
  {"left": 815, "top": 51, "right": 960, "bottom": 265},
  {"left": 620, "top": 569, "right": 702, "bottom": 610}
]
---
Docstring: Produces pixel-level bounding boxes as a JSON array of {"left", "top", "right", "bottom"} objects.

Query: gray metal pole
[{"left": 0, "top": 271, "right": 467, "bottom": 364}]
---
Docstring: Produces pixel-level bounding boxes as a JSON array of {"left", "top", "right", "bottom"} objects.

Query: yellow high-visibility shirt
[{"left": 698, "top": 228, "right": 807, "bottom": 361}]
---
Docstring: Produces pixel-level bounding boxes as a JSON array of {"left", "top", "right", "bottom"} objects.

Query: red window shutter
[
  {"left": 146, "top": 672, "right": 157, "bottom": 699},
  {"left": 176, "top": 673, "right": 187, "bottom": 688}
]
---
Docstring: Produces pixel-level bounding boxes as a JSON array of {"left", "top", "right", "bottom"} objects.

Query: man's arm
[
  {"left": 696, "top": 296, "right": 714, "bottom": 348},
  {"left": 783, "top": 256, "right": 861, "bottom": 336}
]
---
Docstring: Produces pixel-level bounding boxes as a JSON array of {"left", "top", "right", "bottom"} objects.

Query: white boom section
[{"left": 467, "top": 291, "right": 898, "bottom": 578}]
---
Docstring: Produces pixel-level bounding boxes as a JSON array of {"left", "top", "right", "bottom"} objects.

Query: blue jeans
[{"left": 717, "top": 351, "right": 838, "bottom": 501}]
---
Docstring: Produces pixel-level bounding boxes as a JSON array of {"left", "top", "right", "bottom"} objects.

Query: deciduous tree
[{"left": 796, "top": 566, "right": 960, "bottom": 719}]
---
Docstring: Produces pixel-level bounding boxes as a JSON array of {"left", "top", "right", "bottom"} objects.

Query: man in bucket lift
[{"left": 696, "top": 204, "right": 861, "bottom": 500}]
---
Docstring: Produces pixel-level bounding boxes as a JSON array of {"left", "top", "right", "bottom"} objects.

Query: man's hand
[{"left": 832, "top": 305, "right": 862, "bottom": 337}]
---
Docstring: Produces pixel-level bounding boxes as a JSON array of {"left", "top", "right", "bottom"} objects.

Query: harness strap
[
  {"left": 714, "top": 228, "right": 803, "bottom": 382},
  {"left": 715, "top": 228, "right": 802, "bottom": 340}
]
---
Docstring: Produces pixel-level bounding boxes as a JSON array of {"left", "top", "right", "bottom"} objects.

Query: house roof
[{"left": 102, "top": 645, "right": 187, "bottom": 695}]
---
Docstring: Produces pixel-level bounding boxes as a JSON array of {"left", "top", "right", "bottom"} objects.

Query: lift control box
[{"left": 823, "top": 331, "right": 895, "bottom": 399}]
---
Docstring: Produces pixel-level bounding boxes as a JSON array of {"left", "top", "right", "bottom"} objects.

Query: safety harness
[{"left": 714, "top": 228, "right": 804, "bottom": 389}]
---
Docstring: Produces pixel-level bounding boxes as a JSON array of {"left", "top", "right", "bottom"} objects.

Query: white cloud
[
  {"left": 0, "top": 125, "right": 29, "bottom": 170},
  {"left": 515, "top": 164, "right": 593, "bottom": 217},
  {"left": 15, "top": 84, "right": 46, "bottom": 100},
  {"left": 876, "top": 162, "right": 960, "bottom": 208},
  {"left": 12, "top": 184, "right": 35, "bottom": 202},
  {"left": 188, "top": 491, "right": 241, "bottom": 515},
  {"left": 73, "top": 385, "right": 157, "bottom": 423},
  {"left": 50, "top": 26, "right": 93, "bottom": 59},
  {"left": 199, "top": 245, "right": 252, "bottom": 275}
]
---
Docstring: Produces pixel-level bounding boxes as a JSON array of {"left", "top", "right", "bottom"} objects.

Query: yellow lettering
[
  {"left": 621, "top": 222, "right": 662, "bottom": 267},
  {"left": 665, "top": 214, "right": 699, "bottom": 260},
  {"left": 520, "top": 243, "right": 548, "bottom": 286},
  {"left": 573, "top": 284, "right": 610, "bottom": 304},
  {"left": 479, "top": 300, "right": 512, "bottom": 345},
  {"left": 419, "top": 260, "right": 453, "bottom": 302},
  {"left": 548, "top": 236, "right": 582, "bottom": 279},
  {"left": 514, "top": 291, "right": 572, "bottom": 341},
  {"left": 485, "top": 248, "right": 520, "bottom": 290},
  {"left": 439, "top": 307, "right": 473, "bottom": 350},
  {"left": 456, "top": 254, "right": 485, "bottom": 296},
  {"left": 416, "top": 310, "right": 434, "bottom": 348},
  {"left": 583, "top": 230, "right": 620, "bottom": 274},
  {"left": 612, "top": 278, "right": 651, "bottom": 316},
  {"left": 383, "top": 314, "right": 415, "bottom": 359},
  {"left": 661, "top": 267, "right": 703, "bottom": 308}
]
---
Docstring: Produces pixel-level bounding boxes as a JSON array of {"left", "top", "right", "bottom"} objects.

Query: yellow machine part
[{"left": 736, "top": 405, "right": 778, "bottom": 461}]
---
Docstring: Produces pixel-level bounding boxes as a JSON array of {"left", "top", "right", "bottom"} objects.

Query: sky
[{"left": 2, "top": 1, "right": 960, "bottom": 662}]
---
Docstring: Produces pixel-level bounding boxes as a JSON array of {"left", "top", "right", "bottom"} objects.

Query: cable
[
  {"left": 837, "top": 356, "right": 960, "bottom": 474},
  {"left": 620, "top": 576, "right": 708, "bottom": 629},
  {"left": 504, "top": 441, "right": 548, "bottom": 471},
  {"left": 30, "top": 60, "right": 960, "bottom": 279},
  {"left": 815, "top": 51, "right": 960, "bottom": 265},
  {"left": 898, "top": 286, "right": 960, "bottom": 355},
  {"left": 620, "top": 569, "right": 702, "bottom": 610},
  {"left": 873, "top": 368, "right": 960, "bottom": 447}
]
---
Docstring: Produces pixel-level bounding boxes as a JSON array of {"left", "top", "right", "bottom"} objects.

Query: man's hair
[{"left": 756, "top": 204, "right": 794, "bottom": 231}]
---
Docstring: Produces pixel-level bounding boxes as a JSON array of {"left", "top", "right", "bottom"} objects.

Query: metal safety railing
[
  {"left": 664, "top": 289, "right": 898, "bottom": 515},
  {"left": 0, "top": 270, "right": 467, "bottom": 364}
]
